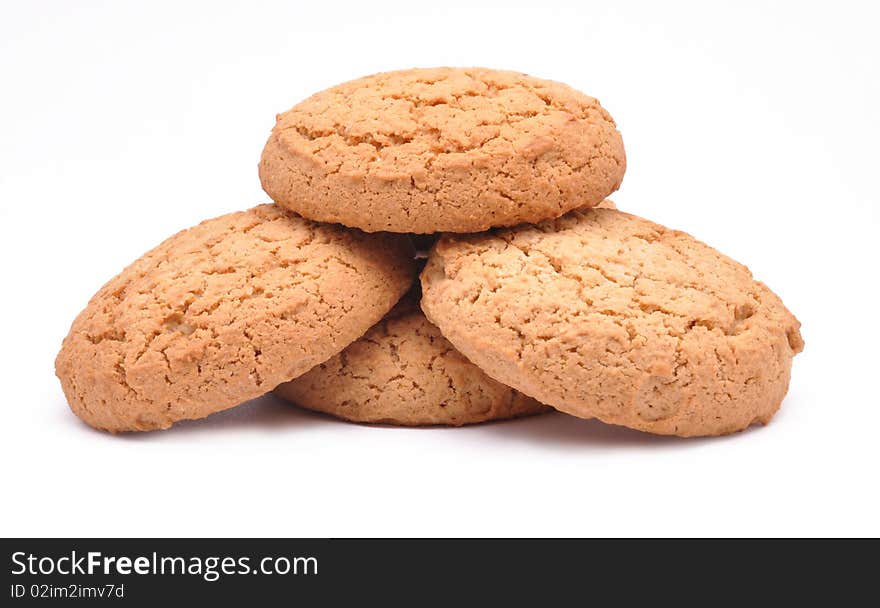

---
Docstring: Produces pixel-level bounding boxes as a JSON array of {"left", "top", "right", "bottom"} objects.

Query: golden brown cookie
[
  {"left": 259, "top": 67, "right": 625, "bottom": 234},
  {"left": 275, "top": 295, "right": 547, "bottom": 426},
  {"left": 55, "top": 204, "right": 416, "bottom": 432},
  {"left": 420, "top": 208, "right": 803, "bottom": 437}
]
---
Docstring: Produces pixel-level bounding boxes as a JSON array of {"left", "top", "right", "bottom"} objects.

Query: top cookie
[
  {"left": 55, "top": 204, "right": 415, "bottom": 432},
  {"left": 259, "top": 67, "right": 625, "bottom": 234},
  {"left": 420, "top": 208, "right": 804, "bottom": 437}
]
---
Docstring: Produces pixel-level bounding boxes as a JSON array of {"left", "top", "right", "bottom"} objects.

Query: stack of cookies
[{"left": 56, "top": 68, "right": 803, "bottom": 437}]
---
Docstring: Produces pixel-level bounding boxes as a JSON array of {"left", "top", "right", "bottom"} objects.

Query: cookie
[
  {"left": 259, "top": 67, "right": 625, "bottom": 234},
  {"left": 275, "top": 294, "right": 548, "bottom": 426},
  {"left": 55, "top": 204, "right": 416, "bottom": 432},
  {"left": 420, "top": 208, "right": 803, "bottom": 437}
]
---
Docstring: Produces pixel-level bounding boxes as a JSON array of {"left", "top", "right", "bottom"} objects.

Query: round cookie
[
  {"left": 55, "top": 204, "right": 416, "bottom": 432},
  {"left": 420, "top": 208, "right": 804, "bottom": 437},
  {"left": 275, "top": 295, "right": 548, "bottom": 426},
  {"left": 259, "top": 67, "right": 625, "bottom": 234}
]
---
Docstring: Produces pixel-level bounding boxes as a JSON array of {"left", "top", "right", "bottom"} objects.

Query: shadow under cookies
[
  {"left": 470, "top": 411, "right": 747, "bottom": 449},
  {"left": 67, "top": 395, "right": 770, "bottom": 447}
]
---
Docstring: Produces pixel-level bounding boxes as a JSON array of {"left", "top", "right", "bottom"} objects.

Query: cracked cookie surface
[
  {"left": 275, "top": 294, "right": 547, "bottom": 426},
  {"left": 420, "top": 208, "right": 804, "bottom": 437},
  {"left": 55, "top": 204, "right": 416, "bottom": 432},
  {"left": 259, "top": 67, "right": 625, "bottom": 233}
]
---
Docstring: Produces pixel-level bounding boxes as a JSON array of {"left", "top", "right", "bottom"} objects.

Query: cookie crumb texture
[
  {"left": 259, "top": 67, "right": 625, "bottom": 233},
  {"left": 421, "top": 208, "right": 804, "bottom": 437},
  {"left": 55, "top": 205, "right": 416, "bottom": 432},
  {"left": 276, "top": 298, "right": 547, "bottom": 426}
]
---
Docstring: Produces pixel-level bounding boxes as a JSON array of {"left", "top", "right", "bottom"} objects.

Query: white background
[{"left": 1, "top": 0, "right": 877, "bottom": 537}]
